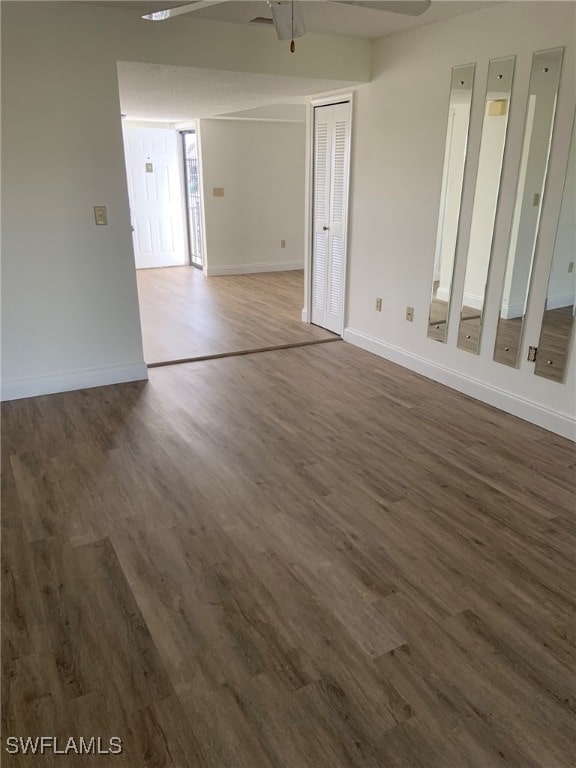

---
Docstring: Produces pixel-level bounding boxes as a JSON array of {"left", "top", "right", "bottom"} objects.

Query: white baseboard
[
  {"left": 546, "top": 293, "right": 575, "bottom": 311},
  {"left": 462, "top": 292, "right": 485, "bottom": 311},
  {"left": 343, "top": 328, "right": 575, "bottom": 441},
  {"left": 435, "top": 288, "right": 484, "bottom": 311},
  {"left": 205, "top": 260, "right": 304, "bottom": 276},
  {"left": 1, "top": 362, "right": 149, "bottom": 402},
  {"left": 435, "top": 287, "right": 451, "bottom": 303},
  {"left": 480, "top": 293, "right": 574, "bottom": 319},
  {"left": 500, "top": 300, "right": 524, "bottom": 320},
  {"left": 301, "top": 308, "right": 309, "bottom": 323}
]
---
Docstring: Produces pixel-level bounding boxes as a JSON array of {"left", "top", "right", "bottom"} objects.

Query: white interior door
[
  {"left": 122, "top": 126, "right": 187, "bottom": 269},
  {"left": 311, "top": 102, "right": 351, "bottom": 334}
]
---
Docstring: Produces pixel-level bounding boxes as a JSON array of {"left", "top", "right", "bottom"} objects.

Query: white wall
[
  {"left": 342, "top": 1, "right": 575, "bottom": 438},
  {"left": 1, "top": 1, "right": 369, "bottom": 400},
  {"left": 463, "top": 107, "right": 509, "bottom": 310},
  {"left": 546, "top": 117, "right": 576, "bottom": 311},
  {"left": 199, "top": 119, "right": 306, "bottom": 275},
  {"left": 501, "top": 56, "right": 561, "bottom": 319},
  {"left": 435, "top": 102, "right": 471, "bottom": 301}
]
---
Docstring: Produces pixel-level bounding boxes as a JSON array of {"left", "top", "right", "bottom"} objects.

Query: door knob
[{"left": 323, "top": 225, "right": 329, "bottom": 231}]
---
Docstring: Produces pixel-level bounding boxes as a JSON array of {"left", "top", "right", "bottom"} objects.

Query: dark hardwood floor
[
  {"left": 136, "top": 267, "right": 335, "bottom": 365},
  {"left": 2, "top": 341, "right": 575, "bottom": 767}
]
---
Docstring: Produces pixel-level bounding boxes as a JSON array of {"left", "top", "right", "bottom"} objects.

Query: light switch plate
[
  {"left": 94, "top": 206, "right": 108, "bottom": 225},
  {"left": 375, "top": 298, "right": 382, "bottom": 312},
  {"left": 406, "top": 306, "right": 414, "bottom": 322}
]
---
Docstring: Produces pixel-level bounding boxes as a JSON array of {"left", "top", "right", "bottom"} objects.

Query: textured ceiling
[
  {"left": 117, "top": 60, "right": 354, "bottom": 121},
  {"left": 92, "top": 1, "right": 498, "bottom": 40},
  {"left": 114, "top": 2, "right": 498, "bottom": 121},
  {"left": 217, "top": 103, "right": 307, "bottom": 121}
]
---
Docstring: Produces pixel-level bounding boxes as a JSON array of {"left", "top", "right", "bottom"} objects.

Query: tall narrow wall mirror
[
  {"left": 493, "top": 47, "right": 564, "bottom": 367},
  {"left": 427, "top": 63, "right": 475, "bottom": 343},
  {"left": 535, "top": 112, "right": 575, "bottom": 383},
  {"left": 457, "top": 56, "right": 515, "bottom": 354}
]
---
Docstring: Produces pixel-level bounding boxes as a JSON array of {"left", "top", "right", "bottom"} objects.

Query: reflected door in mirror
[
  {"left": 427, "top": 63, "right": 475, "bottom": 343},
  {"left": 535, "top": 112, "right": 575, "bottom": 383},
  {"left": 457, "top": 56, "right": 515, "bottom": 355},
  {"left": 493, "top": 48, "right": 564, "bottom": 367}
]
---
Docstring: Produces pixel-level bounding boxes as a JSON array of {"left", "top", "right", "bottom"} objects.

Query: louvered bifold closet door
[
  {"left": 311, "top": 102, "right": 351, "bottom": 335},
  {"left": 311, "top": 108, "right": 331, "bottom": 330}
]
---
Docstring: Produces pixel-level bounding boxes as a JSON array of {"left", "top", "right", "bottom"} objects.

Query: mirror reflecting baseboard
[
  {"left": 427, "top": 63, "right": 475, "bottom": 343},
  {"left": 457, "top": 56, "right": 515, "bottom": 355},
  {"left": 534, "top": 111, "right": 576, "bottom": 383},
  {"left": 493, "top": 47, "right": 564, "bottom": 368}
]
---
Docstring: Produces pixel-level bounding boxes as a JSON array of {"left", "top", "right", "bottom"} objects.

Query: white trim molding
[
  {"left": 205, "top": 260, "right": 304, "bottom": 276},
  {"left": 500, "top": 300, "right": 526, "bottom": 320},
  {"left": 545, "top": 293, "right": 575, "bottom": 311},
  {"left": 1, "top": 362, "right": 149, "bottom": 402},
  {"left": 436, "top": 288, "right": 485, "bottom": 311},
  {"left": 304, "top": 91, "right": 355, "bottom": 330},
  {"left": 343, "top": 328, "right": 576, "bottom": 441}
]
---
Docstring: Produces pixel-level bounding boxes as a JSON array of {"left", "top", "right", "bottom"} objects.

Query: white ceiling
[
  {"left": 217, "top": 103, "right": 307, "bottom": 121},
  {"left": 117, "top": 60, "right": 354, "bottom": 121},
  {"left": 97, "top": 1, "right": 497, "bottom": 40},
  {"left": 115, "top": 2, "right": 497, "bottom": 122}
]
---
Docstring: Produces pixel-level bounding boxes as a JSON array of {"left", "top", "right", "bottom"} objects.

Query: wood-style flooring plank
[
  {"left": 137, "top": 267, "right": 335, "bottom": 364},
  {"left": 2, "top": 340, "right": 575, "bottom": 767}
]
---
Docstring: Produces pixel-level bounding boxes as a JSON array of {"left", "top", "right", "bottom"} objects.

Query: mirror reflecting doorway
[
  {"left": 457, "top": 55, "right": 515, "bottom": 355},
  {"left": 493, "top": 47, "right": 564, "bottom": 368}
]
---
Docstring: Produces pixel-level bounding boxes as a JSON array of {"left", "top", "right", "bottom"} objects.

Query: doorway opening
[
  {"left": 182, "top": 129, "right": 204, "bottom": 269},
  {"left": 308, "top": 97, "right": 352, "bottom": 337},
  {"left": 117, "top": 61, "right": 349, "bottom": 367},
  {"left": 122, "top": 122, "right": 191, "bottom": 270}
]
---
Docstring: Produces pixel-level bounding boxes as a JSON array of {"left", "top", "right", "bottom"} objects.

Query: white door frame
[
  {"left": 303, "top": 92, "right": 354, "bottom": 335},
  {"left": 176, "top": 130, "right": 193, "bottom": 267},
  {"left": 122, "top": 123, "right": 189, "bottom": 269}
]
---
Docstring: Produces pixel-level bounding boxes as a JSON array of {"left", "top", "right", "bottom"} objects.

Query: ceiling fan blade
[
  {"left": 336, "top": 1, "right": 431, "bottom": 16},
  {"left": 268, "top": 1, "right": 305, "bottom": 41},
  {"left": 142, "top": 0, "right": 306, "bottom": 47},
  {"left": 142, "top": 1, "right": 230, "bottom": 22}
]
